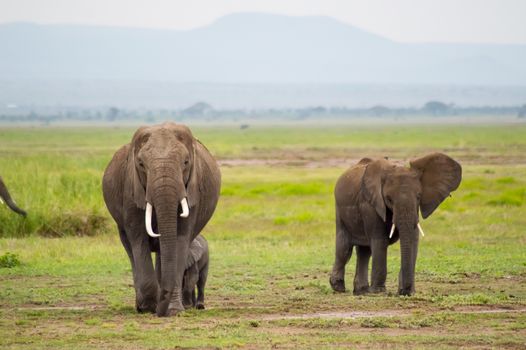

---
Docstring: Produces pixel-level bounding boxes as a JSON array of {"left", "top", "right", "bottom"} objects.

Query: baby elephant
[
  {"left": 330, "top": 153, "right": 461, "bottom": 296},
  {"left": 182, "top": 235, "right": 209, "bottom": 310}
]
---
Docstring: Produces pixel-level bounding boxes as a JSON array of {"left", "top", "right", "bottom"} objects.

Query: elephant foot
[
  {"left": 136, "top": 303, "right": 156, "bottom": 314},
  {"left": 167, "top": 304, "right": 185, "bottom": 316},
  {"left": 369, "top": 285, "right": 386, "bottom": 294},
  {"left": 182, "top": 301, "right": 194, "bottom": 310},
  {"left": 136, "top": 296, "right": 157, "bottom": 314},
  {"left": 156, "top": 289, "right": 186, "bottom": 316},
  {"left": 329, "top": 276, "right": 346, "bottom": 293},
  {"left": 352, "top": 285, "right": 370, "bottom": 296},
  {"left": 157, "top": 304, "right": 185, "bottom": 317},
  {"left": 156, "top": 292, "right": 171, "bottom": 317},
  {"left": 398, "top": 288, "right": 415, "bottom": 296},
  {"left": 196, "top": 302, "right": 205, "bottom": 310}
]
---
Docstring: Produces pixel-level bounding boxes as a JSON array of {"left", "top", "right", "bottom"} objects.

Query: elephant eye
[{"left": 184, "top": 159, "right": 189, "bottom": 165}]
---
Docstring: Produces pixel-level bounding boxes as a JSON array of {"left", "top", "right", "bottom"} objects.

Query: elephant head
[
  {"left": 361, "top": 153, "right": 461, "bottom": 295},
  {"left": 127, "top": 123, "right": 200, "bottom": 315},
  {"left": 0, "top": 176, "right": 26, "bottom": 217}
]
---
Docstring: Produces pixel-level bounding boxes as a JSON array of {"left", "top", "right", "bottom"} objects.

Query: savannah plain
[{"left": 0, "top": 123, "right": 525, "bottom": 348}]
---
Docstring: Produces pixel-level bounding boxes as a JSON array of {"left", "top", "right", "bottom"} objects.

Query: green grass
[{"left": 0, "top": 124, "right": 525, "bottom": 348}]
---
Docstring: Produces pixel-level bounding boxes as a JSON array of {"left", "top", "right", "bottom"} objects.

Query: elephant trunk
[
  {"left": 146, "top": 166, "right": 189, "bottom": 316},
  {"left": 394, "top": 203, "right": 419, "bottom": 296},
  {"left": 0, "top": 177, "right": 26, "bottom": 217}
]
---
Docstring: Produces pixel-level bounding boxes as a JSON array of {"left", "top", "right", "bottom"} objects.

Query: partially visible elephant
[
  {"left": 0, "top": 176, "right": 26, "bottom": 216},
  {"left": 182, "top": 235, "right": 209, "bottom": 310},
  {"left": 102, "top": 122, "right": 221, "bottom": 317},
  {"left": 329, "top": 153, "right": 461, "bottom": 296}
]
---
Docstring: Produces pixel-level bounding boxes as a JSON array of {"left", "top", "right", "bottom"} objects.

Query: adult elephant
[
  {"left": 0, "top": 176, "right": 27, "bottom": 216},
  {"left": 329, "top": 153, "right": 461, "bottom": 296},
  {"left": 102, "top": 122, "right": 220, "bottom": 317}
]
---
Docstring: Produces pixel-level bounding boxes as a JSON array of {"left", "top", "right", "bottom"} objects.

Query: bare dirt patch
[
  {"left": 16, "top": 305, "right": 100, "bottom": 311},
  {"left": 261, "top": 307, "right": 526, "bottom": 321},
  {"left": 218, "top": 156, "right": 524, "bottom": 168}
]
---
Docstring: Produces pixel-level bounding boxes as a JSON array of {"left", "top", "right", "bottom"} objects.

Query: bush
[{"left": 0, "top": 252, "right": 21, "bottom": 268}]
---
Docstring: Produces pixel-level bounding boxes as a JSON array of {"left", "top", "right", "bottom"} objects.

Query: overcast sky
[{"left": 1, "top": 0, "right": 525, "bottom": 44}]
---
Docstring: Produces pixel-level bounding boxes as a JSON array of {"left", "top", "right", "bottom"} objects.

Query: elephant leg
[
  {"left": 155, "top": 252, "right": 161, "bottom": 286},
  {"left": 128, "top": 233, "right": 158, "bottom": 313},
  {"left": 196, "top": 262, "right": 208, "bottom": 309},
  {"left": 119, "top": 226, "right": 144, "bottom": 299},
  {"left": 353, "top": 245, "right": 371, "bottom": 295},
  {"left": 182, "top": 284, "right": 194, "bottom": 310},
  {"left": 330, "top": 214, "right": 353, "bottom": 292},
  {"left": 118, "top": 227, "right": 134, "bottom": 272},
  {"left": 370, "top": 238, "right": 389, "bottom": 293}
]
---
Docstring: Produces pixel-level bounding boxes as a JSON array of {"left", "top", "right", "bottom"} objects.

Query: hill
[{"left": 1, "top": 13, "right": 525, "bottom": 85}]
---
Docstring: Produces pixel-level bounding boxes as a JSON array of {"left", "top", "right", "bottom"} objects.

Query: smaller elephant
[
  {"left": 182, "top": 235, "right": 209, "bottom": 310},
  {"left": 0, "top": 176, "right": 26, "bottom": 217},
  {"left": 330, "top": 153, "right": 461, "bottom": 296}
]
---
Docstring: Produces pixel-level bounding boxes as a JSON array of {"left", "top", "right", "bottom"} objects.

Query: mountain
[{"left": 0, "top": 13, "right": 525, "bottom": 85}]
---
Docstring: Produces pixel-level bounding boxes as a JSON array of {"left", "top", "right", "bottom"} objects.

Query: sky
[{"left": 0, "top": 0, "right": 525, "bottom": 44}]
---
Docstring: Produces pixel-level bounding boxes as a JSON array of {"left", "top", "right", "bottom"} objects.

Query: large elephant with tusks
[{"left": 102, "top": 122, "right": 220, "bottom": 317}]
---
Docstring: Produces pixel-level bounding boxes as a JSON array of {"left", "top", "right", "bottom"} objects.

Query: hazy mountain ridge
[
  {"left": 1, "top": 13, "right": 525, "bottom": 84},
  {"left": 2, "top": 80, "right": 526, "bottom": 109}
]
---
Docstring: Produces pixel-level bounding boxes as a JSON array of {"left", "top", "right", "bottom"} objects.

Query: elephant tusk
[
  {"left": 0, "top": 198, "right": 3, "bottom": 205},
  {"left": 180, "top": 197, "right": 189, "bottom": 218},
  {"left": 417, "top": 223, "right": 425, "bottom": 237},
  {"left": 389, "top": 224, "right": 395, "bottom": 239},
  {"left": 145, "top": 203, "right": 161, "bottom": 237}
]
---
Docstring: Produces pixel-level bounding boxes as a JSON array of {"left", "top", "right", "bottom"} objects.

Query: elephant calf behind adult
[
  {"left": 182, "top": 235, "right": 209, "bottom": 310},
  {"left": 102, "top": 122, "right": 220, "bottom": 317},
  {"left": 330, "top": 153, "right": 461, "bottom": 296}
]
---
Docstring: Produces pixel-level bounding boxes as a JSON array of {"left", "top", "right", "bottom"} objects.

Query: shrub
[{"left": 0, "top": 252, "right": 21, "bottom": 268}]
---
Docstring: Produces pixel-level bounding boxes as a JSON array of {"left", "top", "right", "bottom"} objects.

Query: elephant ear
[
  {"left": 186, "top": 141, "right": 201, "bottom": 208},
  {"left": 126, "top": 147, "right": 146, "bottom": 210},
  {"left": 410, "top": 153, "right": 462, "bottom": 219},
  {"left": 185, "top": 238, "right": 205, "bottom": 269},
  {"left": 361, "top": 159, "right": 392, "bottom": 222}
]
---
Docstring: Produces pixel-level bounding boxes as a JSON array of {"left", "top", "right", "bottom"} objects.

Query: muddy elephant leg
[
  {"left": 330, "top": 213, "right": 353, "bottom": 292},
  {"left": 353, "top": 246, "right": 371, "bottom": 295},
  {"left": 196, "top": 261, "right": 208, "bottom": 309},
  {"left": 119, "top": 226, "right": 146, "bottom": 301},
  {"left": 370, "top": 238, "right": 388, "bottom": 293},
  {"left": 125, "top": 220, "right": 158, "bottom": 313}
]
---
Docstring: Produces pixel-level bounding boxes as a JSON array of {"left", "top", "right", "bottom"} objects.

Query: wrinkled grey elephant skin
[
  {"left": 102, "top": 122, "right": 221, "bottom": 317},
  {"left": 182, "top": 235, "right": 209, "bottom": 310},
  {"left": 330, "top": 153, "right": 461, "bottom": 296},
  {"left": 0, "top": 176, "right": 26, "bottom": 216}
]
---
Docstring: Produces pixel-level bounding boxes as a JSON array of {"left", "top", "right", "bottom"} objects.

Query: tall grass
[{"left": 0, "top": 125, "right": 525, "bottom": 237}]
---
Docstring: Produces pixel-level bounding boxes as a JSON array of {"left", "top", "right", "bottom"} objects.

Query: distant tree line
[{"left": 1, "top": 101, "right": 525, "bottom": 124}]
